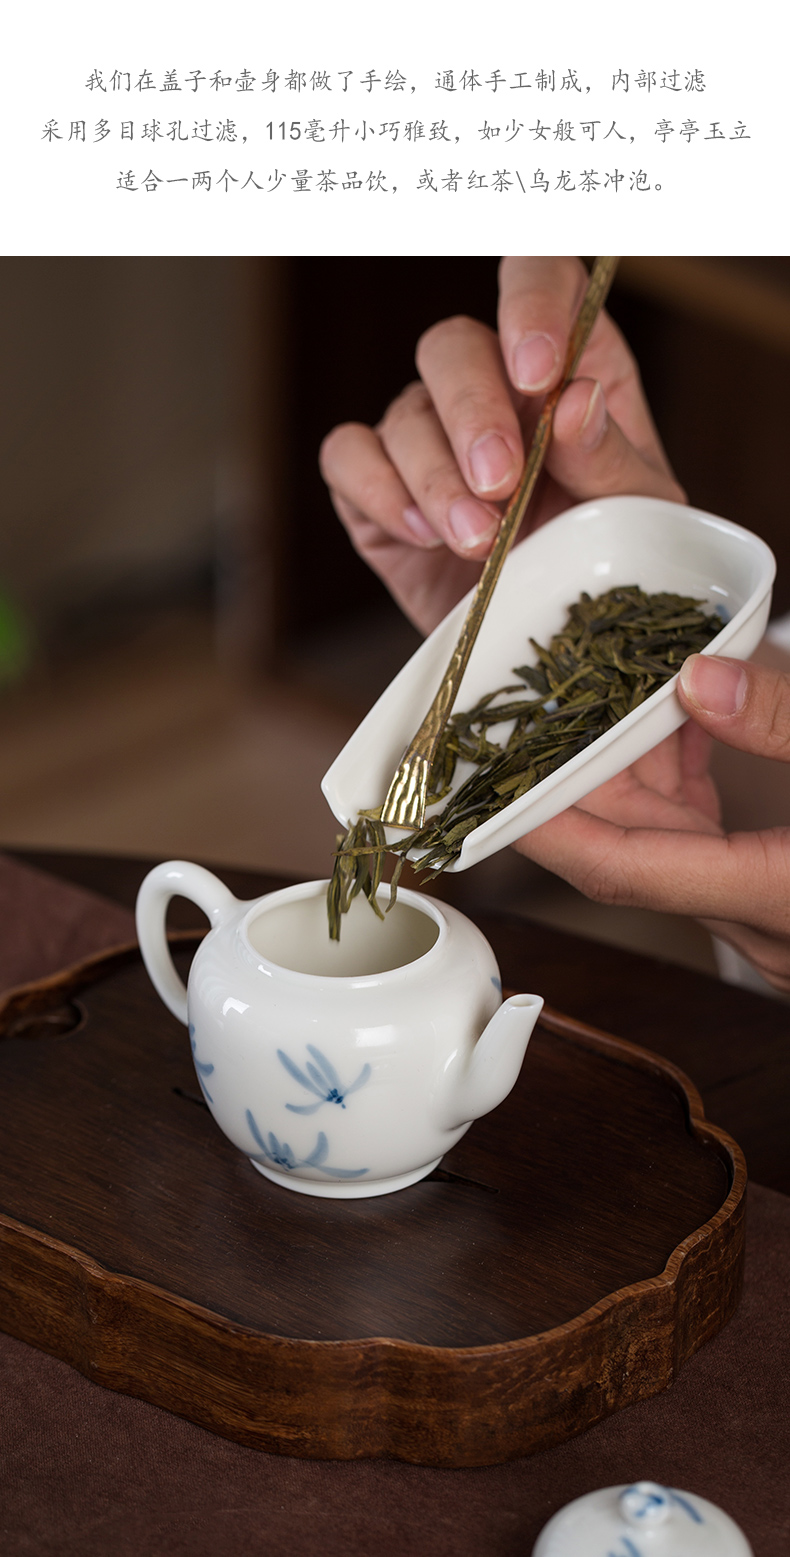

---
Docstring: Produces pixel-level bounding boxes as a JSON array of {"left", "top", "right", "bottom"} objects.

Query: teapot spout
[{"left": 439, "top": 993, "right": 543, "bottom": 1131}]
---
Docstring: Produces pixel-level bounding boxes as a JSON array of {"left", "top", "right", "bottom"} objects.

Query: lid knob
[{"left": 620, "top": 1482, "right": 672, "bottom": 1528}]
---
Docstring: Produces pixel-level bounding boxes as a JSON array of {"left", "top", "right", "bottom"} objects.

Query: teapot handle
[{"left": 135, "top": 860, "right": 238, "bottom": 1024}]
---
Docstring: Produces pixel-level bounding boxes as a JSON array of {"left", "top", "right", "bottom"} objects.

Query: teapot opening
[{"left": 245, "top": 885, "right": 441, "bottom": 978}]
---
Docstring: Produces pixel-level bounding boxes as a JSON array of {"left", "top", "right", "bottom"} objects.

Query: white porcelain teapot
[{"left": 136, "top": 861, "right": 543, "bottom": 1198}]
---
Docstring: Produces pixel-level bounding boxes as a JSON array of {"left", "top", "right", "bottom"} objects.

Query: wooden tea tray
[{"left": 0, "top": 937, "right": 745, "bottom": 1468}]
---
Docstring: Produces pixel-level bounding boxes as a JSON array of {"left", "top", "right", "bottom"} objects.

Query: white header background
[{"left": 3, "top": 0, "right": 787, "bottom": 255}]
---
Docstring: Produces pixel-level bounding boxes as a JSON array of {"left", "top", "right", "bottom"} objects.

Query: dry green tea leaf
[{"left": 327, "top": 585, "right": 722, "bottom": 938}]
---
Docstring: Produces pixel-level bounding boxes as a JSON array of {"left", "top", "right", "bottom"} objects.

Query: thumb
[{"left": 678, "top": 654, "right": 790, "bottom": 761}]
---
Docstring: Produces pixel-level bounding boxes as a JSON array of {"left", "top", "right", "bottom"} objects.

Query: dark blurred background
[{"left": 1, "top": 257, "right": 789, "bottom": 978}]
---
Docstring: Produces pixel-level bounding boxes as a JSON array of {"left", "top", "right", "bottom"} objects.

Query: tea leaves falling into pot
[{"left": 327, "top": 585, "right": 723, "bottom": 940}]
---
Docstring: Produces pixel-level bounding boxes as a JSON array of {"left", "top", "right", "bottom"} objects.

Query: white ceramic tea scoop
[
  {"left": 322, "top": 495, "right": 775, "bottom": 873},
  {"left": 532, "top": 1480, "right": 753, "bottom": 1555}
]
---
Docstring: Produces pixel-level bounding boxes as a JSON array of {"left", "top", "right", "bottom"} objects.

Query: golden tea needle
[{"left": 380, "top": 256, "right": 620, "bottom": 831}]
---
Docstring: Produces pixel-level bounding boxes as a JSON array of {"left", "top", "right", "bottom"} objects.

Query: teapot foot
[{"left": 249, "top": 1156, "right": 443, "bottom": 1199}]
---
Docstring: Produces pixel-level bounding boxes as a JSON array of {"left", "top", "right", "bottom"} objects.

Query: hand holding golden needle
[{"left": 380, "top": 256, "right": 620, "bottom": 833}]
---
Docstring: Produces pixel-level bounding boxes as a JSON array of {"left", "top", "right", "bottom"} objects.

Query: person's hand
[
  {"left": 515, "top": 653, "right": 790, "bottom": 993},
  {"left": 319, "top": 256, "right": 685, "bottom": 636}
]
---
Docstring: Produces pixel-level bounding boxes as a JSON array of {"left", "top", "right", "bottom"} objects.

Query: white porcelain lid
[{"left": 532, "top": 1481, "right": 753, "bottom": 1556}]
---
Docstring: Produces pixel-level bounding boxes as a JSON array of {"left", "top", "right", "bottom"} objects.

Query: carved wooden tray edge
[
  {"left": 539, "top": 1007, "right": 747, "bottom": 1256},
  {"left": 0, "top": 943, "right": 747, "bottom": 1467}
]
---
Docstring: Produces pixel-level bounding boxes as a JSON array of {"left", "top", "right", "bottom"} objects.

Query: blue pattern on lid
[
  {"left": 669, "top": 1490, "right": 704, "bottom": 1523},
  {"left": 622, "top": 1485, "right": 668, "bottom": 1520},
  {"left": 621, "top": 1484, "right": 703, "bottom": 1526},
  {"left": 607, "top": 1485, "right": 704, "bottom": 1553}
]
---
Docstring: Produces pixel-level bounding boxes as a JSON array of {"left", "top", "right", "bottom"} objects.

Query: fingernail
[
  {"left": 578, "top": 381, "right": 607, "bottom": 449},
  {"left": 448, "top": 497, "right": 500, "bottom": 552},
  {"left": 468, "top": 432, "right": 517, "bottom": 492},
  {"left": 403, "top": 505, "right": 443, "bottom": 548},
  {"left": 513, "top": 332, "right": 558, "bottom": 392},
  {"left": 680, "top": 654, "right": 748, "bottom": 717}
]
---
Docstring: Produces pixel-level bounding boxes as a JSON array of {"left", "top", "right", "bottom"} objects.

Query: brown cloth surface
[
  {"left": 1, "top": 856, "right": 788, "bottom": 1557},
  {"left": 0, "top": 853, "right": 135, "bottom": 991}
]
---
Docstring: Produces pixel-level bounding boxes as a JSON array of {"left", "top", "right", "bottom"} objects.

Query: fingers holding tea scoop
[
  {"left": 516, "top": 657, "right": 790, "bottom": 991},
  {"left": 678, "top": 653, "right": 790, "bottom": 759}
]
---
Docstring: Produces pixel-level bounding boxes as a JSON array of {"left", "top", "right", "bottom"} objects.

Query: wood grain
[{"left": 0, "top": 936, "right": 745, "bottom": 1465}]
